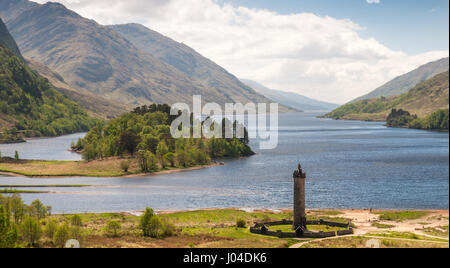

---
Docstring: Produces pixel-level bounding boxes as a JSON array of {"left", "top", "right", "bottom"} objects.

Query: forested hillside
[{"left": 0, "top": 45, "right": 97, "bottom": 143}]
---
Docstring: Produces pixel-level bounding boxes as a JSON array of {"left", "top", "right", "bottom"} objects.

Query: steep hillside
[
  {"left": 26, "top": 58, "right": 127, "bottom": 119},
  {"left": 0, "top": 45, "right": 97, "bottom": 143},
  {"left": 352, "top": 57, "right": 449, "bottom": 102},
  {"left": 1, "top": 1, "right": 276, "bottom": 109},
  {"left": 324, "top": 72, "right": 449, "bottom": 121},
  {"left": 0, "top": 17, "right": 22, "bottom": 60},
  {"left": 110, "top": 24, "right": 274, "bottom": 106},
  {"left": 241, "top": 79, "right": 338, "bottom": 111}
]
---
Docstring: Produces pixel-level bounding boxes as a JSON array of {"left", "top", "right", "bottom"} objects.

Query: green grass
[
  {"left": 371, "top": 222, "right": 395, "bottom": 229},
  {"left": 420, "top": 226, "right": 449, "bottom": 238},
  {"left": 369, "top": 232, "right": 448, "bottom": 242},
  {"left": 376, "top": 211, "right": 429, "bottom": 222},
  {"left": 268, "top": 224, "right": 345, "bottom": 233},
  {"left": 0, "top": 189, "right": 49, "bottom": 194}
]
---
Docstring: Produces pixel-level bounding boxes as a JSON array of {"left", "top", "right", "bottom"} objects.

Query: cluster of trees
[
  {"left": 386, "top": 109, "right": 418, "bottom": 127},
  {"left": 0, "top": 194, "right": 86, "bottom": 248},
  {"left": 74, "top": 105, "right": 254, "bottom": 172},
  {"left": 0, "top": 46, "right": 97, "bottom": 142},
  {"left": 409, "top": 109, "right": 449, "bottom": 130},
  {"left": 387, "top": 108, "right": 449, "bottom": 130}
]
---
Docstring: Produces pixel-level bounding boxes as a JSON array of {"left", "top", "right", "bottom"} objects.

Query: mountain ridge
[
  {"left": 1, "top": 0, "right": 281, "bottom": 110},
  {"left": 352, "top": 57, "right": 449, "bottom": 103},
  {"left": 241, "top": 79, "right": 339, "bottom": 111},
  {"left": 324, "top": 72, "right": 449, "bottom": 122}
]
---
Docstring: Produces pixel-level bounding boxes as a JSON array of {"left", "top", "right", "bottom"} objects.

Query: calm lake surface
[{"left": 0, "top": 112, "right": 448, "bottom": 213}]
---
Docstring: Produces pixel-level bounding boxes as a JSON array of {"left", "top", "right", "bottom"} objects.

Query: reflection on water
[{"left": 0, "top": 112, "right": 448, "bottom": 213}]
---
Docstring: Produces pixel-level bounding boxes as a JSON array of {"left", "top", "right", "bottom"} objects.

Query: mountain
[
  {"left": 352, "top": 57, "right": 449, "bottom": 102},
  {"left": 26, "top": 58, "right": 127, "bottom": 120},
  {"left": 241, "top": 79, "right": 339, "bottom": 112},
  {"left": 110, "top": 24, "right": 279, "bottom": 106},
  {"left": 324, "top": 72, "right": 449, "bottom": 122},
  {"left": 0, "top": 0, "right": 278, "bottom": 109},
  {"left": 0, "top": 44, "right": 96, "bottom": 143},
  {"left": 0, "top": 16, "right": 22, "bottom": 60}
]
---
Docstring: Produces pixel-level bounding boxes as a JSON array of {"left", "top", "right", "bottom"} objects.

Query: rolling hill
[
  {"left": 0, "top": 0, "right": 278, "bottom": 109},
  {"left": 241, "top": 79, "right": 339, "bottom": 111},
  {"left": 324, "top": 72, "right": 449, "bottom": 122},
  {"left": 352, "top": 57, "right": 449, "bottom": 102}
]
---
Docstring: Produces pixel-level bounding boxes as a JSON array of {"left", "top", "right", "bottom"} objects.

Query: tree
[
  {"left": 20, "top": 217, "right": 42, "bottom": 246},
  {"left": 138, "top": 135, "right": 159, "bottom": 154},
  {"left": 45, "top": 219, "right": 58, "bottom": 240},
  {"left": 14, "top": 151, "right": 19, "bottom": 160},
  {"left": 140, "top": 207, "right": 155, "bottom": 237},
  {"left": 118, "top": 130, "right": 141, "bottom": 155},
  {"left": 53, "top": 224, "right": 70, "bottom": 248},
  {"left": 164, "top": 152, "right": 175, "bottom": 167},
  {"left": 9, "top": 194, "right": 25, "bottom": 224},
  {"left": 30, "top": 199, "right": 48, "bottom": 220},
  {"left": 105, "top": 220, "right": 121, "bottom": 237},
  {"left": 156, "top": 141, "right": 169, "bottom": 168},
  {"left": 0, "top": 205, "right": 18, "bottom": 248}
]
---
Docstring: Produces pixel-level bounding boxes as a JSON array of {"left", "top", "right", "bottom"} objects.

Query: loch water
[{"left": 0, "top": 112, "right": 448, "bottom": 213}]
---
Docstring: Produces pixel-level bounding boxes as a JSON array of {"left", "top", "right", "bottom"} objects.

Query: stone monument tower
[{"left": 293, "top": 163, "right": 307, "bottom": 231}]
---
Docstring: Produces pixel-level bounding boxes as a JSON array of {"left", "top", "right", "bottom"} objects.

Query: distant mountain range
[
  {"left": 352, "top": 57, "right": 449, "bottom": 103},
  {"left": 0, "top": 0, "right": 281, "bottom": 110},
  {"left": 241, "top": 79, "right": 339, "bottom": 112},
  {"left": 324, "top": 71, "right": 449, "bottom": 122}
]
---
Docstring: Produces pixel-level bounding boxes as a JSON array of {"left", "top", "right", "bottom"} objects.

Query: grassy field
[
  {"left": 18, "top": 209, "right": 447, "bottom": 248},
  {"left": 0, "top": 157, "right": 217, "bottom": 177},
  {"left": 375, "top": 211, "right": 430, "bottom": 222}
]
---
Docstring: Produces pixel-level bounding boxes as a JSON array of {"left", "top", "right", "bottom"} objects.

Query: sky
[{"left": 33, "top": 0, "right": 449, "bottom": 104}]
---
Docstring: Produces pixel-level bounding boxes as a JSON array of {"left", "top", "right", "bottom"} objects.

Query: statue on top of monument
[{"left": 293, "top": 162, "right": 306, "bottom": 179}]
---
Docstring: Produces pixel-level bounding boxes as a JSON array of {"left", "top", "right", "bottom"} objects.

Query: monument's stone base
[{"left": 249, "top": 219, "right": 354, "bottom": 239}]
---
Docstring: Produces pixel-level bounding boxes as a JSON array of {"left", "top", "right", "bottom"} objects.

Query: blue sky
[{"left": 227, "top": 0, "right": 449, "bottom": 54}]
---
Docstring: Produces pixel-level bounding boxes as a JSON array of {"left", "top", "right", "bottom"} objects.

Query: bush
[
  {"left": 70, "top": 226, "right": 84, "bottom": 242},
  {"left": 45, "top": 220, "right": 58, "bottom": 240},
  {"left": 14, "top": 151, "right": 19, "bottom": 160},
  {"left": 236, "top": 219, "right": 247, "bottom": 228},
  {"left": 53, "top": 224, "right": 70, "bottom": 248},
  {"left": 20, "top": 217, "right": 42, "bottom": 246},
  {"left": 120, "top": 160, "right": 130, "bottom": 173},
  {"left": 105, "top": 220, "right": 121, "bottom": 237},
  {"left": 161, "top": 220, "right": 176, "bottom": 238},
  {"left": 70, "top": 215, "right": 83, "bottom": 227}
]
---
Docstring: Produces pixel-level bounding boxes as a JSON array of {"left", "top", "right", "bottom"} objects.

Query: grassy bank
[
  {"left": 32, "top": 209, "right": 450, "bottom": 248},
  {"left": 0, "top": 157, "right": 220, "bottom": 177}
]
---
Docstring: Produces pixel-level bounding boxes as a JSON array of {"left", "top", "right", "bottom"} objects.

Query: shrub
[
  {"left": 14, "top": 151, "right": 19, "bottom": 160},
  {"left": 53, "top": 224, "right": 70, "bottom": 248},
  {"left": 236, "top": 219, "right": 247, "bottom": 228},
  {"left": 70, "top": 215, "right": 83, "bottom": 226},
  {"left": 120, "top": 160, "right": 130, "bottom": 173},
  {"left": 161, "top": 220, "right": 176, "bottom": 238},
  {"left": 20, "top": 217, "right": 42, "bottom": 246},
  {"left": 105, "top": 220, "right": 121, "bottom": 237},
  {"left": 70, "top": 226, "right": 84, "bottom": 242},
  {"left": 45, "top": 220, "right": 58, "bottom": 240}
]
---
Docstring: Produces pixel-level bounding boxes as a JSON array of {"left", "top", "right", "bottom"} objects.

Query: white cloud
[
  {"left": 366, "top": 0, "right": 380, "bottom": 4},
  {"left": 34, "top": 0, "right": 448, "bottom": 103}
]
